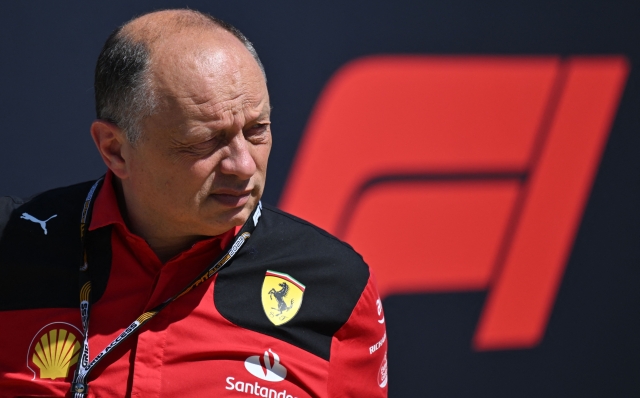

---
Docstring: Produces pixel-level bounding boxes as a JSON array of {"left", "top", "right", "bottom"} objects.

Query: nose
[{"left": 219, "top": 132, "right": 257, "bottom": 180}]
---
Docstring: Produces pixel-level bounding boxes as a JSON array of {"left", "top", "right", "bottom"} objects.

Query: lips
[{"left": 210, "top": 189, "right": 252, "bottom": 207}]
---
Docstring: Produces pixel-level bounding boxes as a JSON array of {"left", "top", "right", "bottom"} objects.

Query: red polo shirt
[
  {"left": 0, "top": 171, "right": 388, "bottom": 398},
  {"left": 82, "top": 171, "right": 238, "bottom": 396}
]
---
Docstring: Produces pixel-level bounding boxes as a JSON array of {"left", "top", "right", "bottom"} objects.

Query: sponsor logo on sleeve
[
  {"left": 376, "top": 298, "right": 385, "bottom": 324},
  {"left": 261, "top": 271, "right": 305, "bottom": 326},
  {"left": 377, "top": 352, "right": 388, "bottom": 388},
  {"left": 27, "top": 322, "right": 82, "bottom": 381},
  {"left": 369, "top": 332, "right": 387, "bottom": 355}
]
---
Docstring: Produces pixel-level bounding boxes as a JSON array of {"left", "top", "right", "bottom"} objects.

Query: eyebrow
[{"left": 258, "top": 104, "right": 272, "bottom": 119}]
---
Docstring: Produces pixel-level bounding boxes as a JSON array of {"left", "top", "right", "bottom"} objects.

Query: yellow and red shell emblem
[{"left": 27, "top": 322, "right": 82, "bottom": 381}]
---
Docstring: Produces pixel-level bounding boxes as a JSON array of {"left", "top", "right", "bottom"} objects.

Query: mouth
[{"left": 209, "top": 189, "right": 253, "bottom": 207}]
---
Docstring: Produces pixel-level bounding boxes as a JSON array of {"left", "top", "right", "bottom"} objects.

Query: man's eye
[
  {"left": 245, "top": 123, "right": 270, "bottom": 139},
  {"left": 250, "top": 123, "right": 268, "bottom": 133},
  {"left": 189, "top": 137, "right": 221, "bottom": 152}
]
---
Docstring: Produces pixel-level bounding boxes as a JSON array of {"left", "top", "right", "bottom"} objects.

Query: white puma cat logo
[{"left": 20, "top": 213, "right": 57, "bottom": 235}]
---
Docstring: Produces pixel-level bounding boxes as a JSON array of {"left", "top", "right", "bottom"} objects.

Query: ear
[{"left": 90, "top": 120, "right": 130, "bottom": 179}]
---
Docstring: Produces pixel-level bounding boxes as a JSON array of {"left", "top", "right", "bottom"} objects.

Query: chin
[{"left": 202, "top": 204, "right": 253, "bottom": 234}]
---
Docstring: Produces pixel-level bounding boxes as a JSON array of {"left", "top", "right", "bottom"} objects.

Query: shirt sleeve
[{"left": 327, "top": 271, "right": 388, "bottom": 397}]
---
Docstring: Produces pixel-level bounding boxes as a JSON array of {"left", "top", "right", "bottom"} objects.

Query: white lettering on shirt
[
  {"left": 225, "top": 376, "right": 296, "bottom": 398},
  {"left": 370, "top": 332, "right": 387, "bottom": 355}
]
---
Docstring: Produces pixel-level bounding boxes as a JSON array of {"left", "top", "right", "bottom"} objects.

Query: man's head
[
  {"left": 94, "top": 10, "right": 265, "bottom": 143},
  {"left": 91, "top": 10, "right": 271, "bottom": 251}
]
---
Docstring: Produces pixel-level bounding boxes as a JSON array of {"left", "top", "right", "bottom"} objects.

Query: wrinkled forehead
[{"left": 148, "top": 28, "right": 267, "bottom": 109}]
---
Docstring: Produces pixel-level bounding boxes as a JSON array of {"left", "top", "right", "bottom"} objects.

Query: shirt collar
[{"left": 89, "top": 170, "right": 126, "bottom": 231}]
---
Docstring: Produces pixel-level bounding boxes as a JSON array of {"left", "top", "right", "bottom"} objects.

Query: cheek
[
  {"left": 128, "top": 154, "right": 160, "bottom": 193},
  {"left": 190, "top": 156, "right": 221, "bottom": 180},
  {"left": 180, "top": 157, "right": 223, "bottom": 196},
  {"left": 254, "top": 143, "right": 272, "bottom": 173},
  {"left": 129, "top": 153, "right": 204, "bottom": 200}
]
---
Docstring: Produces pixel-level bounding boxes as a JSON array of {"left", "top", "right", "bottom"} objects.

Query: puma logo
[{"left": 20, "top": 213, "right": 57, "bottom": 235}]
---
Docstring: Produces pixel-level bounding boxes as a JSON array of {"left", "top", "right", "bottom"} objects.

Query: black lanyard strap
[{"left": 71, "top": 179, "right": 262, "bottom": 397}]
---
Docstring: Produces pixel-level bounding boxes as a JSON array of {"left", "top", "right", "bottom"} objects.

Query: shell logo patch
[
  {"left": 261, "top": 270, "right": 305, "bottom": 326},
  {"left": 27, "top": 322, "right": 82, "bottom": 381}
]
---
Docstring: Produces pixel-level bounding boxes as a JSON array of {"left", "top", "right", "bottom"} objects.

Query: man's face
[{"left": 120, "top": 29, "right": 271, "bottom": 239}]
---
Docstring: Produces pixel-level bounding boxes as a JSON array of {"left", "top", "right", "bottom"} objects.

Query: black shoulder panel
[
  {"left": 0, "top": 181, "right": 112, "bottom": 311},
  {"left": 214, "top": 205, "right": 370, "bottom": 361}
]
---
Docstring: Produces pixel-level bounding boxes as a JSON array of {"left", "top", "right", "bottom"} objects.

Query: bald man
[{"left": 0, "top": 10, "right": 387, "bottom": 398}]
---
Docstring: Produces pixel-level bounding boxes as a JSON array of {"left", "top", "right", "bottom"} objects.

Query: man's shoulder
[
  {"left": 256, "top": 203, "right": 370, "bottom": 289},
  {"left": 215, "top": 204, "right": 373, "bottom": 361},
  {"left": 0, "top": 180, "right": 99, "bottom": 241},
  {"left": 259, "top": 203, "right": 366, "bottom": 264},
  {"left": 0, "top": 180, "right": 99, "bottom": 226},
  {"left": 0, "top": 180, "right": 105, "bottom": 311}
]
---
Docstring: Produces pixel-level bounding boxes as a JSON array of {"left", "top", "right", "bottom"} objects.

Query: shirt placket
[
  {"left": 126, "top": 234, "right": 167, "bottom": 398},
  {"left": 128, "top": 237, "right": 224, "bottom": 398},
  {"left": 130, "top": 314, "right": 169, "bottom": 398}
]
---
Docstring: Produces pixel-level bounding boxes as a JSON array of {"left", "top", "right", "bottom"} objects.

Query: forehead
[{"left": 149, "top": 28, "right": 268, "bottom": 116}]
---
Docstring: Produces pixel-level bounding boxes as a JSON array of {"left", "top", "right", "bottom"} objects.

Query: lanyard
[{"left": 70, "top": 178, "right": 262, "bottom": 397}]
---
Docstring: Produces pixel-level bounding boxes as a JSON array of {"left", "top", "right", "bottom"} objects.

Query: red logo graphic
[{"left": 280, "top": 56, "right": 628, "bottom": 350}]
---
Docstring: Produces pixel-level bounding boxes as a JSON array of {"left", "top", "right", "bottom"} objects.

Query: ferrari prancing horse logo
[{"left": 261, "top": 270, "right": 305, "bottom": 326}]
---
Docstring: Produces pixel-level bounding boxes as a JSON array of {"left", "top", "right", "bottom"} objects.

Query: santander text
[{"left": 226, "top": 377, "right": 297, "bottom": 398}]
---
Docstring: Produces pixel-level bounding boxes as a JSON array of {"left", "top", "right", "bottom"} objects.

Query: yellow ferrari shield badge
[{"left": 261, "top": 270, "right": 306, "bottom": 326}]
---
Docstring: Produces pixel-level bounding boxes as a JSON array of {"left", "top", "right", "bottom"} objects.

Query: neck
[
  {"left": 112, "top": 177, "right": 205, "bottom": 263},
  {"left": 143, "top": 235, "right": 202, "bottom": 263}
]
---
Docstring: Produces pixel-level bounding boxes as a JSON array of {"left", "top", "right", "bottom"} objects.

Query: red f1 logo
[{"left": 280, "top": 56, "right": 628, "bottom": 351}]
